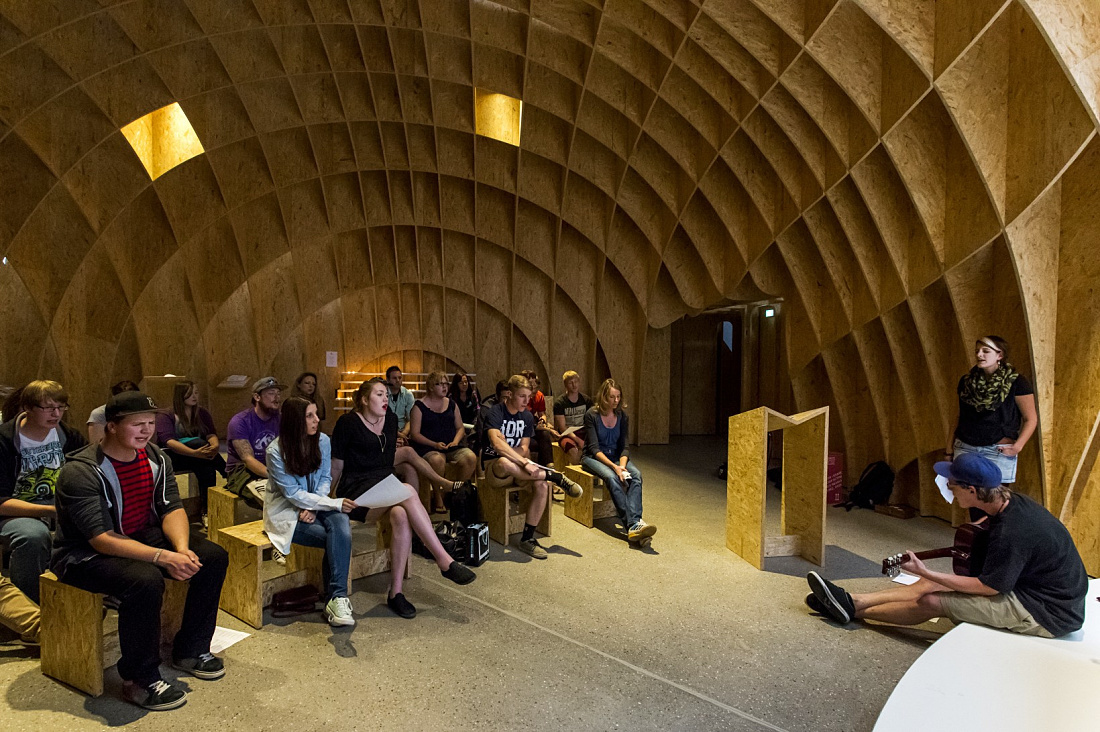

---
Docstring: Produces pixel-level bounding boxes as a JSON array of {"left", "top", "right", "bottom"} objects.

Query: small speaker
[{"left": 465, "top": 523, "right": 489, "bottom": 566}]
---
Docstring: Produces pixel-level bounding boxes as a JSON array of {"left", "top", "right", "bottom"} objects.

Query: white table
[{"left": 874, "top": 578, "right": 1100, "bottom": 732}]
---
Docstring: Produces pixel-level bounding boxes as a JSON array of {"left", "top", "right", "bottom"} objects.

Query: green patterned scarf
[{"left": 959, "top": 364, "right": 1019, "bottom": 412}]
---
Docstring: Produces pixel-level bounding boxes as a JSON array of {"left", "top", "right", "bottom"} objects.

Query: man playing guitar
[{"left": 806, "top": 453, "right": 1088, "bottom": 638}]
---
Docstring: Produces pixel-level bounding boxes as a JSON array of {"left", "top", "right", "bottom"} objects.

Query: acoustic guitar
[{"left": 881, "top": 520, "right": 990, "bottom": 578}]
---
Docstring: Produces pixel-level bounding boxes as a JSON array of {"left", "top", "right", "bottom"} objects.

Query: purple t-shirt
[{"left": 226, "top": 408, "right": 280, "bottom": 473}]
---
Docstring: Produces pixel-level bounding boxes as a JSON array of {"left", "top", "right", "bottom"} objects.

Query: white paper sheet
[
  {"left": 210, "top": 626, "right": 251, "bottom": 654},
  {"left": 558, "top": 426, "right": 580, "bottom": 438},
  {"left": 353, "top": 473, "right": 410, "bottom": 508},
  {"left": 936, "top": 474, "right": 953, "bottom": 504},
  {"left": 891, "top": 572, "right": 920, "bottom": 586}
]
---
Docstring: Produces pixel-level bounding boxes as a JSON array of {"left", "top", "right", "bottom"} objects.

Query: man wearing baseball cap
[
  {"left": 805, "top": 453, "right": 1088, "bottom": 638},
  {"left": 225, "top": 377, "right": 286, "bottom": 482},
  {"left": 53, "top": 392, "right": 229, "bottom": 710}
]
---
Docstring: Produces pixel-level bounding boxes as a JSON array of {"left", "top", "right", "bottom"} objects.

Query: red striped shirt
[{"left": 108, "top": 454, "right": 156, "bottom": 535}]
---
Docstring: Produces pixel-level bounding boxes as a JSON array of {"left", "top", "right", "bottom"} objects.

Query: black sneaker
[
  {"left": 441, "top": 560, "right": 476, "bottom": 585},
  {"left": 387, "top": 592, "right": 417, "bottom": 619},
  {"left": 124, "top": 679, "right": 188, "bottom": 711},
  {"left": 172, "top": 652, "right": 225, "bottom": 680},
  {"left": 805, "top": 593, "right": 827, "bottom": 614},
  {"left": 807, "top": 571, "right": 855, "bottom": 624}
]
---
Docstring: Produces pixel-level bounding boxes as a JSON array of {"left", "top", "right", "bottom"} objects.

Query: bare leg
[
  {"left": 399, "top": 493, "right": 457, "bottom": 570},
  {"left": 385, "top": 505, "right": 410, "bottom": 597},
  {"left": 454, "top": 451, "right": 476, "bottom": 481},
  {"left": 489, "top": 458, "right": 550, "bottom": 526},
  {"left": 426, "top": 452, "right": 447, "bottom": 511},
  {"left": 858, "top": 593, "right": 946, "bottom": 625},
  {"left": 852, "top": 578, "right": 948, "bottom": 614},
  {"left": 395, "top": 446, "right": 453, "bottom": 490},
  {"left": 565, "top": 446, "right": 580, "bottom": 465}
]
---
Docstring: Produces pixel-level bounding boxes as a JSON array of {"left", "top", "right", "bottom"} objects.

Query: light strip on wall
[
  {"left": 120, "top": 103, "right": 205, "bottom": 180},
  {"left": 474, "top": 88, "right": 522, "bottom": 146}
]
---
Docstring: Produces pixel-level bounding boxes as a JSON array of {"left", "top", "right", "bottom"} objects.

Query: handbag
[{"left": 271, "top": 584, "right": 320, "bottom": 617}]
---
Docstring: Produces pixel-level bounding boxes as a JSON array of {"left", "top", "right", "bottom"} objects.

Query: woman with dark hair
[
  {"left": 946, "top": 335, "right": 1037, "bottom": 483},
  {"left": 581, "top": 378, "right": 656, "bottom": 547},
  {"left": 291, "top": 372, "right": 326, "bottom": 422},
  {"left": 449, "top": 371, "right": 481, "bottom": 429},
  {"left": 155, "top": 381, "right": 225, "bottom": 518},
  {"left": 264, "top": 397, "right": 355, "bottom": 627},
  {"left": 330, "top": 378, "right": 475, "bottom": 619}
]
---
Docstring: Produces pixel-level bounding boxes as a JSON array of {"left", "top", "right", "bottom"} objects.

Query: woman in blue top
[
  {"left": 581, "top": 379, "right": 657, "bottom": 547},
  {"left": 264, "top": 397, "right": 356, "bottom": 627}
]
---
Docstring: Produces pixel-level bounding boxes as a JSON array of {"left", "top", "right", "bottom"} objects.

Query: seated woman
[
  {"left": 410, "top": 371, "right": 477, "bottom": 513},
  {"left": 449, "top": 371, "right": 481, "bottom": 430},
  {"left": 331, "top": 378, "right": 475, "bottom": 618},
  {"left": 264, "top": 397, "right": 355, "bottom": 627},
  {"left": 581, "top": 379, "right": 657, "bottom": 547},
  {"left": 155, "top": 381, "right": 226, "bottom": 521},
  {"left": 553, "top": 370, "right": 592, "bottom": 465},
  {"left": 291, "top": 372, "right": 327, "bottom": 423}
]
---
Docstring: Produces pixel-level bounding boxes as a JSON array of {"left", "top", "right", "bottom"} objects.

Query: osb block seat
[
  {"left": 562, "top": 465, "right": 618, "bottom": 529},
  {"left": 475, "top": 475, "right": 551, "bottom": 546},
  {"left": 39, "top": 570, "right": 188, "bottom": 696},
  {"left": 207, "top": 484, "right": 259, "bottom": 544}
]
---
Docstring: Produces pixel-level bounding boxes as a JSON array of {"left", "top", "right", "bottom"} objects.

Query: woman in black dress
[{"left": 330, "top": 378, "right": 475, "bottom": 618}]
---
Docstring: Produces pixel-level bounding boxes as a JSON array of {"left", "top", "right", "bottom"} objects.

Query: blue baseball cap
[{"left": 933, "top": 453, "right": 1003, "bottom": 489}]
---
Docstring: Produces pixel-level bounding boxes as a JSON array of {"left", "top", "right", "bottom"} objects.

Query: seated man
[
  {"left": 0, "top": 575, "right": 39, "bottom": 646},
  {"left": 53, "top": 392, "right": 228, "bottom": 710},
  {"left": 0, "top": 380, "right": 87, "bottom": 603},
  {"left": 807, "top": 453, "right": 1088, "bottom": 638},
  {"left": 521, "top": 369, "right": 557, "bottom": 467},
  {"left": 552, "top": 370, "right": 592, "bottom": 465},
  {"left": 481, "top": 374, "right": 582, "bottom": 559},
  {"left": 226, "top": 377, "right": 284, "bottom": 505},
  {"left": 473, "top": 380, "right": 509, "bottom": 457}
]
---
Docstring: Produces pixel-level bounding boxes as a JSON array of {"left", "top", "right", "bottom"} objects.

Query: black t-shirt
[
  {"left": 481, "top": 402, "right": 535, "bottom": 461},
  {"left": 978, "top": 493, "right": 1088, "bottom": 637},
  {"left": 331, "top": 411, "right": 397, "bottom": 499},
  {"left": 552, "top": 393, "right": 592, "bottom": 429},
  {"left": 955, "top": 373, "right": 1034, "bottom": 447}
]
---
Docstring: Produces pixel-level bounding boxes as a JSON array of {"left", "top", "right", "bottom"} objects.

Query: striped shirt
[{"left": 108, "top": 454, "right": 156, "bottom": 535}]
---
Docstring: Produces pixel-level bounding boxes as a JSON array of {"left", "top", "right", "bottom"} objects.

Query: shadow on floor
[{"left": 764, "top": 544, "right": 883, "bottom": 579}]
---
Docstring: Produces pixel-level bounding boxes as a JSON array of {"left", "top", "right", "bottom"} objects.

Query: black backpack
[
  {"left": 445, "top": 481, "right": 482, "bottom": 526},
  {"left": 837, "top": 461, "right": 895, "bottom": 511}
]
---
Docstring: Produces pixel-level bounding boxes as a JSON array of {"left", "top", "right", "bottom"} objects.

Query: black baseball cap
[{"left": 105, "top": 391, "right": 159, "bottom": 422}]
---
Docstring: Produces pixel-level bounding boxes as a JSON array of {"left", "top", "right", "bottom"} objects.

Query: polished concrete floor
[{"left": 1, "top": 437, "right": 957, "bottom": 732}]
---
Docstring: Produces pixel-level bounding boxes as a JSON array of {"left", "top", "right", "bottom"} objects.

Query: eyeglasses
[{"left": 34, "top": 404, "right": 68, "bottom": 414}]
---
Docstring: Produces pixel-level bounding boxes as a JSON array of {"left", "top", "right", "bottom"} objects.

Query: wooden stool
[
  {"left": 563, "top": 465, "right": 618, "bottom": 528},
  {"left": 208, "top": 484, "right": 259, "bottom": 544},
  {"left": 39, "top": 570, "right": 188, "bottom": 696},
  {"left": 476, "top": 475, "right": 551, "bottom": 546}
]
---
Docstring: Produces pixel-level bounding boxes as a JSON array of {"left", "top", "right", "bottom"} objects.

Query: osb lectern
[{"left": 727, "top": 406, "right": 828, "bottom": 570}]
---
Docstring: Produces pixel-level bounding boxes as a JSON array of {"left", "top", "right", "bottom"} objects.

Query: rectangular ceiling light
[
  {"left": 120, "top": 102, "right": 205, "bottom": 180},
  {"left": 474, "top": 88, "right": 522, "bottom": 146}
]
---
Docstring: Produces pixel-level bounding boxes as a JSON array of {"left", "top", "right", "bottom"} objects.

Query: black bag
[
  {"left": 413, "top": 520, "right": 458, "bottom": 560},
  {"left": 271, "top": 584, "right": 320, "bottom": 617},
  {"left": 837, "top": 461, "right": 895, "bottom": 511},
  {"left": 444, "top": 481, "right": 482, "bottom": 526}
]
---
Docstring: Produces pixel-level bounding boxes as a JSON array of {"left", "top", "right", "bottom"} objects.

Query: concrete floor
[{"left": 1, "top": 437, "right": 957, "bottom": 732}]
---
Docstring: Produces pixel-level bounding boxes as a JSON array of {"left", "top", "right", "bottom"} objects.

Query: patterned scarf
[{"left": 959, "top": 364, "right": 1019, "bottom": 412}]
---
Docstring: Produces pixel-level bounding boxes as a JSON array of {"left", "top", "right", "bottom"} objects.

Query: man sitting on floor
[
  {"left": 806, "top": 453, "right": 1088, "bottom": 638},
  {"left": 53, "top": 392, "right": 228, "bottom": 710}
]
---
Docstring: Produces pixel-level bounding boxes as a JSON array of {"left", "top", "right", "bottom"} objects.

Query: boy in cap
[
  {"left": 806, "top": 453, "right": 1088, "bottom": 638},
  {"left": 53, "top": 392, "right": 228, "bottom": 710}
]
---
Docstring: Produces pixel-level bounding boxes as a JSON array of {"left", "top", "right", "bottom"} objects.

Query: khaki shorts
[
  {"left": 482, "top": 458, "right": 517, "bottom": 489},
  {"left": 424, "top": 446, "right": 475, "bottom": 465},
  {"left": 939, "top": 591, "right": 1054, "bottom": 637}
]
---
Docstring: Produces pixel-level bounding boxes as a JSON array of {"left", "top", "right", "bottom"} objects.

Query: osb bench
[
  {"left": 215, "top": 517, "right": 401, "bottom": 629},
  {"left": 476, "top": 475, "right": 551, "bottom": 547},
  {"left": 562, "top": 465, "right": 617, "bottom": 528},
  {"left": 207, "top": 484, "right": 259, "bottom": 544},
  {"left": 39, "top": 570, "right": 188, "bottom": 696}
]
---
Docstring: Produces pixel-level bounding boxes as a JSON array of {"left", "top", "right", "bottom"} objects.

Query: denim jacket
[{"left": 263, "top": 434, "right": 342, "bottom": 555}]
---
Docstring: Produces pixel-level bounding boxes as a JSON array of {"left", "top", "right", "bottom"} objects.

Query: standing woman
[
  {"left": 292, "top": 372, "right": 327, "bottom": 423},
  {"left": 330, "top": 378, "right": 475, "bottom": 619},
  {"left": 409, "top": 371, "right": 477, "bottom": 513},
  {"left": 449, "top": 371, "right": 481, "bottom": 430},
  {"left": 946, "top": 335, "right": 1037, "bottom": 483},
  {"left": 264, "top": 397, "right": 355, "bottom": 627},
  {"left": 156, "top": 381, "right": 226, "bottom": 520},
  {"left": 581, "top": 379, "right": 657, "bottom": 547}
]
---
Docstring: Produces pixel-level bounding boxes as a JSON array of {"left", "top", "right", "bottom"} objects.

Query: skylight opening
[
  {"left": 474, "top": 89, "right": 522, "bottom": 146},
  {"left": 120, "top": 102, "right": 205, "bottom": 180}
]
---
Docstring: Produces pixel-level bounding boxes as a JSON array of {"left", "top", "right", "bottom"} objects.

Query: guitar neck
[{"left": 911, "top": 548, "right": 954, "bottom": 561}]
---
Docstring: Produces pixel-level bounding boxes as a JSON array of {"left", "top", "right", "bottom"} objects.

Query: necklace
[{"left": 356, "top": 411, "right": 387, "bottom": 453}]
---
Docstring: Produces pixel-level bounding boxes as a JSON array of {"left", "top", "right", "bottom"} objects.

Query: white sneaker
[
  {"left": 271, "top": 548, "right": 286, "bottom": 566},
  {"left": 325, "top": 596, "right": 355, "bottom": 627}
]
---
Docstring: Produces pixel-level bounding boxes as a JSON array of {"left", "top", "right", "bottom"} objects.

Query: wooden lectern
[{"left": 726, "top": 406, "right": 828, "bottom": 570}]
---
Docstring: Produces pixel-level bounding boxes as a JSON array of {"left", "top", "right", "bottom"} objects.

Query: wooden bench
[
  {"left": 207, "top": 484, "right": 260, "bottom": 544},
  {"left": 476, "top": 475, "right": 551, "bottom": 546},
  {"left": 39, "top": 570, "right": 188, "bottom": 696},
  {"left": 563, "top": 465, "right": 618, "bottom": 528},
  {"left": 215, "top": 517, "right": 401, "bottom": 629}
]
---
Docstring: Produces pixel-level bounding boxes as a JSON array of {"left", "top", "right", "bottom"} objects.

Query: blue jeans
[
  {"left": 292, "top": 510, "right": 352, "bottom": 600},
  {"left": 580, "top": 457, "right": 644, "bottom": 529},
  {"left": 954, "top": 439, "right": 1017, "bottom": 483},
  {"left": 0, "top": 516, "right": 51, "bottom": 604}
]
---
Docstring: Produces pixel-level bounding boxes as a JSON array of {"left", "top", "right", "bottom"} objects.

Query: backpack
[
  {"left": 837, "top": 461, "right": 895, "bottom": 511},
  {"left": 444, "top": 481, "right": 482, "bottom": 526}
]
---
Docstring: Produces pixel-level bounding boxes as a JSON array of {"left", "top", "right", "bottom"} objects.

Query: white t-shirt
[
  {"left": 15, "top": 427, "right": 63, "bottom": 503},
  {"left": 87, "top": 404, "right": 106, "bottom": 426}
]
